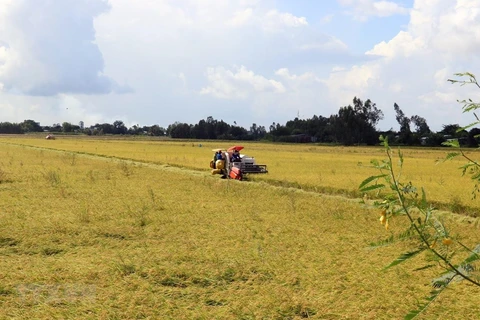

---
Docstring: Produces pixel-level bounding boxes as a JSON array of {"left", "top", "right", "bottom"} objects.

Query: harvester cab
[{"left": 210, "top": 146, "right": 268, "bottom": 180}]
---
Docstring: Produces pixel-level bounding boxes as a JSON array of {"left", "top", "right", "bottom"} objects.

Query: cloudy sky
[{"left": 0, "top": 0, "right": 479, "bottom": 131}]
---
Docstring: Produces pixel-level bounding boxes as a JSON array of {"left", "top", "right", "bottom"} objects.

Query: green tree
[
  {"left": 0, "top": 122, "right": 23, "bottom": 134},
  {"left": 167, "top": 122, "right": 191, "bottom": 138},
  {"left": 353, "top": 97, "right": 383, "bottom": 129},
  {"left": 330, "top": 106, "right": 357, "bottom": 145},
  {"left": 95, "top": 123, "right": 114, "bottom": 134},
  {"left": 410, "top": 115, "right": 430, "bottom": 136},
  {"left": 148, "top": 125, "right": 165, "bottom": 136},
  {"left": 331, "top": 97, "right": 383, "bottom": 145},
  {"left": 393, "top": 103, "right": 412, "bottom": 144},
  {"left": 113, "top": 120, "right": 127, "bottom": 135},
  {"left": 20, "top": 119, "right": 42, "bottom": 133},
  {"left": 62, "top": 122, "right": 74, "bottom": 133}
]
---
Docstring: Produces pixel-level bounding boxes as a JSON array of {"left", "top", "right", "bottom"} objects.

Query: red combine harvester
[{"left": 210, "top": 146, "right": 268, "bottom": 180}]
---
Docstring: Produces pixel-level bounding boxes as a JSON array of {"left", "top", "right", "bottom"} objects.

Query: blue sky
[
  {"left": 0, "top": 0, "right": 479, "bottom": 132},
  {"left": 277, "top": 0, "right": 412, "bottom": 53}
]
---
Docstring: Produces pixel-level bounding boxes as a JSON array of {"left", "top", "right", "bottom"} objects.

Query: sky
[{"left": 0, "top": 0, "right": 480, "bottom": 132}]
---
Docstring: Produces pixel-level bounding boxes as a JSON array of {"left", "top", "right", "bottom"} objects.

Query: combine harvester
[{"left": 210, "top": 145, "right": 268, "bottom": 180}]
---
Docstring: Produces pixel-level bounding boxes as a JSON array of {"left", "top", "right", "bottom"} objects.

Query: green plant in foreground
[
  {"left": 360, "top": 73, "right": 480, "bottom": 319},
  {"left": 444, "top": 72, "right": 480, "bottom": 199},
  {"left": 360, "top": 136, "right": 480, "bottom": 319}
]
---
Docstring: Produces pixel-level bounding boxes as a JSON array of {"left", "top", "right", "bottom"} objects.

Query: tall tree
[
  {"left": 149, "top": 125, "right": 165, "bottom": 136},
  {"left": 353, "top": 97, "right": 383, "bottom": 129},
  {"left": 439, "top": 124, "right": 462, "bottom": 137},
  {"left": 167, "top": 122, "right": 192, "bottom": 138},
  {"left": 330, "top": 106, "right": 357, "bottom": 145},
  {"left": 62, "top": 122, "right": 74, "bottom": 133},
  {"left": 20, "top": 120, "right": 43, "bottom": 132},
  {"left": 0, "top": 122, "right": 23, "bottom": 134},
  {"left": 331, "top": 97, "right": 383, "bottom": 145},
  {"left": 410, "top": 115, "right": 430, "bottom": 136},
  {"left": 394, "top": 103, "right": 412, "bottom": 144},
  {"left": 249, "top": 123, "right": 266, "bottom": 140},
  {"left": 113, "top": 120, "right": 127, "bottom": 135}
]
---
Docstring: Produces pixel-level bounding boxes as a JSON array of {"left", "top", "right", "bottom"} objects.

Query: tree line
[{"left": 1, "top": 97, "right": 478, "bottom": 147}]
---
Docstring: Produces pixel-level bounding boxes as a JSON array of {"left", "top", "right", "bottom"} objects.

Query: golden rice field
[
  {"left": 0, "top": 135, "right": 479, "bottom": 319},
  {"left": 2, "top": 135, "right": 480, "bottom": 214}
]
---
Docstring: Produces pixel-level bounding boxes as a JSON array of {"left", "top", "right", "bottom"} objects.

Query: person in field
[
  {"left": 231, "top": 149, "right": 241, "bottom": 162},
  {"left": 211, "top": 150, "right": 224, "bottom": 169}
]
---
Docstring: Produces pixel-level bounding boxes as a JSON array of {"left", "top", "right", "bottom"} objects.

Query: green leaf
[
  {"left": 379, "top": 135, "right": 389, "bottom": 147},
  {"left": 360, "top": 184, "right": 386, "bottom": 193},
  {"left": 458, "top": 121, "right": 480, "bottom": 132},
  {"left": 383, "top": 248, "right": 425, "bottom": 271},
  {"left": 462, "top": 103, "right": 480, "bottom": 113},
  {"left": 404, "top": 281, "right": 451, "bottom": 320},
  {"left": 359, "top": 174, "right": 387, "bottom": 190},
  {"left": 420, "top": 187, "right": 427, "bottom": 209},
  {"left": 442, "top": 140, "right": 460, "bottom": 148},
  {"left": 398, "top": 149, "right": 404, "bottom": 166},
  {"left": 459, "top": 244, "right": 480, "bottom": 265},
  {"left": 370, "top": 159, "right": 389, "bottom": 169},
  {"left": 368, "top": 228, "right": 416, "bottom": 248},
  {"left": 443, "top": 152, "right": 461, "bottom": 162},
  {"left": 413, "top": 264, "right": 436, "bottom": 272}
]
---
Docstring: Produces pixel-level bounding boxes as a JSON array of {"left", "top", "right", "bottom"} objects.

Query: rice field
[
  {"left": 0, "top": 135, "right": 479, "bottom": 319},
  {"left": 2, "top": 135, "right": 479, "bottom": 214}
]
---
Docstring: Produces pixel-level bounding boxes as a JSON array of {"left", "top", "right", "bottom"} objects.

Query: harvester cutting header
[{"left": 210, "top": 145, "right": 268, "bottom": 180}]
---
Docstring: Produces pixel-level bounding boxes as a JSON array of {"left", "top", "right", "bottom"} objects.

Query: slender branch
[
  {"left": 460, "top": 149, "right": 480, "bottom": 168},
  {"left": 386, "top": 147, "right": 480, "bottom": 287}
]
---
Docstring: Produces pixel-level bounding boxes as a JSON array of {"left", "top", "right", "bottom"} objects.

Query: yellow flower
[
  {"left": 379, "top": 215, "right": 386, "bottom": 224},
  {"left": 379, "top": 210, "right": 387, "bottom": 225},
  {"left": 442, "top": 238, "right": 453, "bottom": 246}
]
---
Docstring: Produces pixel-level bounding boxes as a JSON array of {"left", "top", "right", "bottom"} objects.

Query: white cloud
[
  {"left": 327, "top": 0, "right": 480, "bottom": 130},
  {"left": 0, "top": 0, "right": 132, "bottom": 96},
  {"left": 0, "top": 0, "right": 335, "bottom": 127},
  {"left": 338, "top": 0, "right": 410, "bottom": 21},
  {"left": 226, "top": 7, "right": 308, "bottom": 31},
  {"left": 0, "top": 45, "right": 7, "bottom": 65},
  {"left": 178, "top": 73, "right": 187, "bottom": 88},
  {"left": 0, "top": 94, "right": 104, "bottom": 126},
  {"left": 263, "top": 9, "right": 308, "bottom": 31},
  {"left": 275, "top": 68, "right": 321, "bottom": 84},
  {"left": 227, "top": 8, "right": 254, "bottom": 27},
  {"left": 3, "top": 0, "right": 478, "bottom": 133},
  {"left": 200, "top": 66, "right": 330, "bottom": 123},
  {"left": 366, "top": 31, "right": 426, "bottom": 58},
  {"left": 332, "top": 66, "right": 347, "bottom": 72},
  {"left": 389, "top": 83, "right": 403, "bottom": 93},
  {"left": 326, "top": 64, "right": 380, "bottom": 106},
  {"left": 320, "top": 14, "right": 334, "bottom": 24},
  {"left": 300, "top": 38, "right": 348, "bottom": 52},
  {"left": 200, "top": 66, "right": 285, "bottom": 99}
]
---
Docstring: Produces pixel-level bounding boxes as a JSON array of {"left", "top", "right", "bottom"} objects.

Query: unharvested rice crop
[
  {"left": 0, "top": 137, "right": 479, "bottom": 319},
  {"left": 1, "top": 135, "right": 479, "bottom": 214}
]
